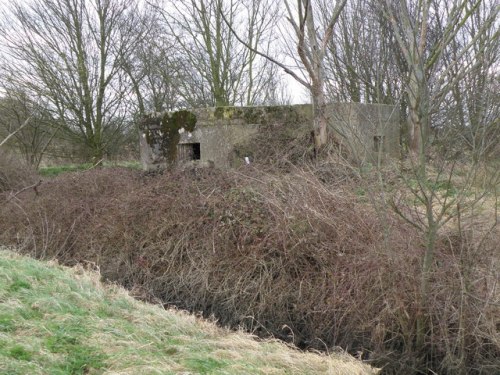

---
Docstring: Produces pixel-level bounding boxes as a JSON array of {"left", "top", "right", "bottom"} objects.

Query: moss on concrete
[
  {"left": 242, "top": 107, "right": 263, "bottom": 124},
  {"left": 214, "top": 107, "right": 225, "bottom": 120},
  {"left": 160, "top": 110, "right": 197, "bottom": 163},
  {"left": 214, "top": 106, "right": 266, "bottom": 124}
]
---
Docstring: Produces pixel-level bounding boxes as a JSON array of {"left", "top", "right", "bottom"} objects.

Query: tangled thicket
[
  {"left": 0, "top": 166, "right": 498, "bottom": 374},
  {"left": 0, "top": 149, "right": 38, "bottom": 193}
]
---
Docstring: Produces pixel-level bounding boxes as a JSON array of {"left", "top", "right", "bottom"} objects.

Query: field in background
[
  {"left": 39, "top": 161, "right": 141, "bottom": 177},
  {"left": 0, "top": 249, "right": 377, "bottom": 375}
]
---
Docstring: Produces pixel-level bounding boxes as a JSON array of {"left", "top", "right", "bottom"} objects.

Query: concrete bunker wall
[
  {"left": 327, "top": 103, "right": 400, "bottom": 163},
  {"left": 139, "top": 103, "right": 399, "bottom": 171}
]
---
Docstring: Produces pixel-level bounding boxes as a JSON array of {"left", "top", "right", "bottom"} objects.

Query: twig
[
  {"left": 8, "top": 180, "right": 42, "bottom": 201},
  {"left": 88, "top": 159, "right": 104, "bottom": 170},
  {"left": 0, "top": 117, "right": 33, "bottom": 148},
  {"left": 218, "top": 8, "right": 311, "bottom": 89}
]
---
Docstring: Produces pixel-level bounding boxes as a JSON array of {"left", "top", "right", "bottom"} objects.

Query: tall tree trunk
[{"left": 311, "top": 82, "right": 328, "bottom": 150}]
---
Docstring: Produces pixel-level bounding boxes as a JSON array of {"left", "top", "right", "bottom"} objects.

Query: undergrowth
[
  {"left": 0, "top": 149, "right": 38, "bottom": 193},
  {"left": 0, "top": 164, "right": 498, "bottom": 374}
]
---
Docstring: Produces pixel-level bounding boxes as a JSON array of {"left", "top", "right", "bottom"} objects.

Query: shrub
[{"left": 0, "top": 166, "right": 498, "bottom": 374}]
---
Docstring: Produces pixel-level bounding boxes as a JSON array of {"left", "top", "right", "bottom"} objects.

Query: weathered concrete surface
[
  {"left": 327, "top": 103, "right": 400, "bottom": 163},
  {"left": 139, "top": 103, "right": 399, "bottom": 171}
]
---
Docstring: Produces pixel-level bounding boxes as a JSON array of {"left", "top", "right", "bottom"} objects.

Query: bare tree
[
  {"left": 440, "top": 0, "right": 500, "bottom": 161},
  {"left": 162, "top": 0, "right": 280, "bottom": 107},
  {"left": 316, "top": 1, "right": 499, "bottom": 366},
  {"left": 120, "top": 1, "right": 186, "bottom": 116},
  {"left": 380, "top": 0, "right": 499, "bottom": 158},
  {"left": 380, "top": 0, "right": 499, "bottom": 352},
  {"left": 282, "top": 0, "right": 347, "bottom": 149},
  {"left": 324, "top": 0, "right": 405, "bottom": 105},
  {"left": 2, "top": 0, "right": 146, "bottom": 164},
  {"left": 0, "top": 89, "right": 57, "bottom": 167},
  {"left": 220, "top": 0, "right": 347, "bottom": 150}
]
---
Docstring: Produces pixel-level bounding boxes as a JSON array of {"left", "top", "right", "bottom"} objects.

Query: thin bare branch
[{"left": 0, "top": 116, "right": 32, "bottom": 148}]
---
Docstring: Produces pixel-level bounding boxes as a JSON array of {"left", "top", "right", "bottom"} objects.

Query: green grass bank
[{"left": 0, "top": 248, "right": 377, "bottom": 375}]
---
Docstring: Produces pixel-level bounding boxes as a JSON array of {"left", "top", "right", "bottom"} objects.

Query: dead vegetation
[
  {"left": 0, "top": 149, "right": 39, "bottom": 193},
  {"left": 0, "top": 164, "right": 498, "bottom": 374}
]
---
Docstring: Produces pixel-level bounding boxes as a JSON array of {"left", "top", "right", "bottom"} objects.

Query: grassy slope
[{"left": 0, "top": 249, "right": 377, "bottom": 375}]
